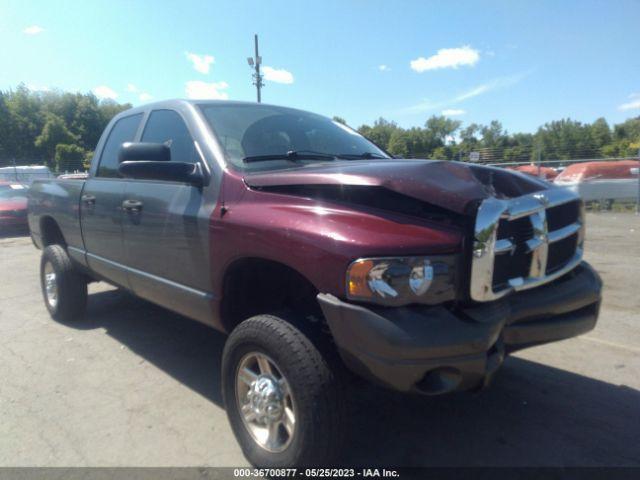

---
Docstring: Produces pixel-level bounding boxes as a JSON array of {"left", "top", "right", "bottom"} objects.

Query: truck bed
[{"left": 28, "top": 178, "right": 86, "bottom": 252}]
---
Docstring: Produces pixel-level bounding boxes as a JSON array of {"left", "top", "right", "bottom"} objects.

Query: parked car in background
[
  {"left": 554, "top": 160, "right": 640, "bottom": 204},
  {"left": 510, "top": 164, "right": 559, "bottom": 181},
  {"left": 0, "top": 182, "right": 29, "bottom": 231},
  {"left": 28, "top": 100, "right": 602, "bottom": 467},
  {"left": 0, "top": 165, "right": 53, "bottom": 185}
]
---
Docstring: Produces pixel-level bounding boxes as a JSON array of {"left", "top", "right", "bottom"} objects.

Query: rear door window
[{"left": 97, "top": 114, "right": 143, "bottom": 178}]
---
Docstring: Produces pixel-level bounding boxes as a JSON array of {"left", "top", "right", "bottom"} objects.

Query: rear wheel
[
  {"left": 222, "top": 314, "right": 346, "bottom": 467},
  {"left": 40, "top": 245, "right": 87, "bottom": 322}
]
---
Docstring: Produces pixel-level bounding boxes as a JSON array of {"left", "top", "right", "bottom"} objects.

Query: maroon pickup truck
[{"left": 28, "top": 100, "right": 602, "bottom": 467}]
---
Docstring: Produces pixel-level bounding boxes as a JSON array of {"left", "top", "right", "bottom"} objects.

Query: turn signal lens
[{"left": 347, "top": 259, "right": 374, "bottom": 298}]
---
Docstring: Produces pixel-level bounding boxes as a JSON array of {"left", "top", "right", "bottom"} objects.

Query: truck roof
[{"left": 117, "top": 99, "right": 287, "bottom": 115}]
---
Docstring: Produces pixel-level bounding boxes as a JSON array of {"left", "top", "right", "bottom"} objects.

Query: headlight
[{"left": 346, "top": 255, "right": 457, "bottom": 306}]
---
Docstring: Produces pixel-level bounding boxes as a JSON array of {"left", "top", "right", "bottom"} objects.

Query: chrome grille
[{"left": 470, "top": 188, "right": 584, "bottom": 302}]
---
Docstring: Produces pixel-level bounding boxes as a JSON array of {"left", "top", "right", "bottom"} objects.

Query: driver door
[{"left": 121, "top": 109, "right": 212, "bottom": 321}]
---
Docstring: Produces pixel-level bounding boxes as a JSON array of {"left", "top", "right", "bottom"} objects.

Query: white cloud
[
  {"left": 185, "top": 80, "right": 229, "bottom": 99},
  {"left": 127, "top": 83, "right": 138, "bottom": 92},
  {"left": 93, "top": 85, "right": 118, "bottom": 100},
  {"left": 442, "top": 109, "right": 466, "bottom": 116},
  {"left": 410, "top": 46, "right": 480, "bottom": 72},
  {"left": 453, "top": 72, "right": 527, "bottom": 102},
  {"left": 403, "top": 99, "right": 438, "bottom": 114},
  {"left": 23, "top": 25, "right": 44, "bottom": 35},
  {"left": 26, "top": 84, "right": 49, "bottom": 92},
  {"left": 401, "top": 71, "right": 530, "bottom": 114},
  {"left": 262, "top": 66, "right": 294, "bottom": 84},
  {"left": 139, "top": 92, "right": 153, "bottom": 102},
  {"left": 618, "top": 93, "right": 640, "bottom": 111},
  {"left": 454, "top": 84, "right": 491, "bottom": 102},
  {"left": 378, "top": 64, "right": 389, "bottom": 71},
  {"left": 185, "top": 52, "right": 215, "bottom": 74}
]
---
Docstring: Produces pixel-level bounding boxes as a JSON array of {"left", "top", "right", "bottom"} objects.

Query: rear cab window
[{"left": 96, "top": 114, "right": 143, "bottom": 178}]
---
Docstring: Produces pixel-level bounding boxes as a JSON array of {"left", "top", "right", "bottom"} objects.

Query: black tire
[
  {"left": 40, "top": 244, "right": 87, "bottom": 322},
  {"left": 222, "top": 314, "right": 347, "bottom": 467}
]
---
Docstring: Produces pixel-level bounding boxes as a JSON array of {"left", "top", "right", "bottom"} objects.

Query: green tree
[
  {"left": 387, "top": 130, "right": 409, "bottom": 157},
  {"left": 99, "top": 99, "right": 130, "bottom": 127},
  {"left": 55, "top": 144, "right": 86, "bottom": 172},
  {"left": 424, "top": 116, "right": 461, "bottom": 145},
  {"left": 358, "top": 118, "right": 400, "bottom": 151},
  {"left": 4, "top": 84, "right": 43, "bottom": 161},
  {"left": 0, "top": 85, "right": 130, "bottom": 168},
  {"left": 589, "top": 117, "right": 612, "bottom": 150},
  {"left": 430, "top": 146, "right": 451, "bottom": 160},
  {"left": 0, "top": 92, "right": 10, "bottom": 158},
  {"left": 72, "top": 94, "right": 105, "bottom": 150},
  {"left": 480, "top": 121, "right": 507, "bottom": 149},
  {"left": 332, "top": 116, "right": 347, "bottom": 125},
  {"left": 534, "top": 119, "right": 594, "bottom": 160},
  {"left": 35, "top": 113, "right": 79, "bottom": 167}
]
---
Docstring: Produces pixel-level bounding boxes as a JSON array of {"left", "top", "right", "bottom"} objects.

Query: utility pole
[{"left": 247, "top": 34, "right": 264, "bottom": 103}]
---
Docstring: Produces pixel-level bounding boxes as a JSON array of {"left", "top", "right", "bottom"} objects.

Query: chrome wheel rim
[
  {"left": 235, "top": 352, "right": 296, "bottom": 453},
  {"left": 43, "top": 262, "right": 58, "bottom": 309}
]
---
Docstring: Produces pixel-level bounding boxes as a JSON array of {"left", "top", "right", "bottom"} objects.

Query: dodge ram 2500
[{"left": 28, "top": 100, "right": 602, "bottom": 467}]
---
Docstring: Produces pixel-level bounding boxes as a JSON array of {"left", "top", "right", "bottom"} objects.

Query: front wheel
[{"left": 222, "top": 314, "right": 346, "bottom": 467}]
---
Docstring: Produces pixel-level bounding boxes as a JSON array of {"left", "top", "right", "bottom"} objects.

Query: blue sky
[{"left": 1, "top": 0, "right": 639, "bottom": 132}]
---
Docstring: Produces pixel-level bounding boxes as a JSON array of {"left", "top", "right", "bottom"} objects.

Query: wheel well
[
  {"left": 220, "top": 258, "right": 323, "bottom": 333},
  {"left": 40, "top": 217, "right": 66, "bottom": 248}
]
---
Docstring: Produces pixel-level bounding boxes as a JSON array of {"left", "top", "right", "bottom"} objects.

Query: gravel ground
[{"left": 0, "top": 212, "right": 638, "bottom": 467}]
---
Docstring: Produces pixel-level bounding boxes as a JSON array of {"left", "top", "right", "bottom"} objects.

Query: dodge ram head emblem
[{"left": 533, "top": 192, "right": 549, "bottom": 206}]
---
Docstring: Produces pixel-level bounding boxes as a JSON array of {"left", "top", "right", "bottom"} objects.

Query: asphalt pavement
[{"left": 1, "top": 212, "right": 638, "bottom": 466}]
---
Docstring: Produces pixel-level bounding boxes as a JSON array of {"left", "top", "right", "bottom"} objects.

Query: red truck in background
[
  {"left": 28, "top": 100, "right": 602, "bottom": 467},
  {"left": 0, "top": 181, "right": 28, "bottom": 231}
]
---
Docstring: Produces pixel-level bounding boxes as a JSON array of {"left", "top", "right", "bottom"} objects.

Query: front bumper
[{"left": 318, "top": 261, "right": 602, "bottom": 395}]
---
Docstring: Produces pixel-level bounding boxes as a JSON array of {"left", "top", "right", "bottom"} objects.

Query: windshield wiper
[
  {"left": 242, "top": 150, "right": 337, "bottom": 164},
  {"left": 335, "top": 152, "right": 388, "bottom": 160}
]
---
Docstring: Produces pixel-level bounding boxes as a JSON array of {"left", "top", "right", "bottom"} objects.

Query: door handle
[
  {"left": 81, "top": 194, "right": 96, "bottom": 205},
  {"left": 122, "top": 199, "right": 143, "bottom": 213}
]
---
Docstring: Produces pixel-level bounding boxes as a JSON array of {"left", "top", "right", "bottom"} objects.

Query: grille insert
[
  {"left": 547, "top": 233, "right": 578, "bottom": 274},
  {"left": 471, "top": 188, "right": 584, "bottom": 302}
]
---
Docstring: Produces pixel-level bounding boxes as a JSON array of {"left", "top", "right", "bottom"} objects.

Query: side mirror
[
  {"left": 118, "top": 161, "right": 204, "bottom": 186},
  {"left": 119, "top": 142, "right": 171, "bottom": 163},
  {"left": 118, "top": 143, "right": 204, "bottom": 186}
]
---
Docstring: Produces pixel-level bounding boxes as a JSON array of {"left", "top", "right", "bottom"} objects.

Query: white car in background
[{"left": 0, "top": 165, "right": 54, "bottom": 185}]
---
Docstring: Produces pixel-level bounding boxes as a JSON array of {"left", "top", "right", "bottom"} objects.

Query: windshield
[{"left": 198, "top": 104, "right": 389, "bottom": 171}]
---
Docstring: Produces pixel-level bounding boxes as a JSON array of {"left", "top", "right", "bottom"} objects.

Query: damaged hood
[{"left": 244, "top": 159, "right": 550, "bottom": 215}]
